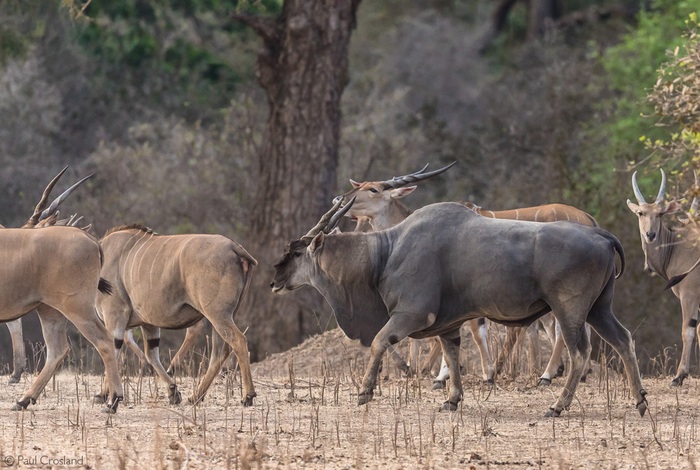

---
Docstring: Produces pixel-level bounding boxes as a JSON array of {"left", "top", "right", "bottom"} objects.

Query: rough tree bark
[{"left": 233, "top": 0, "right": 362, "bottom": 360}]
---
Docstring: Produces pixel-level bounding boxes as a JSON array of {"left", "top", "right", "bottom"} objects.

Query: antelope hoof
[
  {"left": 357, "top": 391, "right": 374, "bottom": 406},
  {"left": 241, "top": 392, "right": 256, "bottom": 407},
  {"left": 13, "top": 397, "right": 33, "bottom": 411},
  {"left": 94, "top": 393, "right": 109, "bottom": 404},
  {"left": 169, "top": 385, "right": 182, "bottom": 405},
  {"left": 537, "top": 377, "right": 552, "bottom": 387},
  {"left": 636, "top": 389, "right": 648, "bottom": 417},
  {"left": 555, "top": 364, "right": 565, "bottom": 378},
  {"left": 671, "top": 374, "right": 687, "bottom": 387},
  {"left": 8, "top": 374, "right": 21, "bottom": 385},
  {"left": 580, "top": 368, "right": 593, "bottom": 383},
  {"left": 483, "top": 378, "right": 495, "bottom": 386},
  {"left": 544, "top": 408, "right": 561, "bottom": 418},
  {"left": 636, "top": 399, "right": 647, "bottom": 417},
  {"left": 431, "top": 379, "right": 446, "bottom": 391},
  {"left": 441, "top": 400, "right": 459, "bottom": 412},
  {"left": 102, "top": 396, "right": 123, "bottom": 414}
]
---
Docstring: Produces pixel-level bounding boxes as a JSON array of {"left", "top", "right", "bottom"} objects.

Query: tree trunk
[{"left": 234, "top": 0, "right": 361, "bottom": 360}]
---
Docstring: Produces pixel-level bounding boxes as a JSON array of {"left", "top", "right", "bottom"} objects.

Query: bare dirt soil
[{"left": 0, "top": 327, "right": 699, "bottom": 469}]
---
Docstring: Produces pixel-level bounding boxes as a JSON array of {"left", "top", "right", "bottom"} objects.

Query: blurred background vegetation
[{"left": 1, "top": 0, "right": 700, "bottom": 377}]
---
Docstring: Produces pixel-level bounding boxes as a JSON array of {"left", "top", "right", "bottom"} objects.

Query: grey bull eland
[
  {"left": 271, "top": 199, "right": 647, "bottom": 417},
  {"left": 95, "top": 225, "right": 258, "bottom": 406},
  {"left": 334, "top": 163, "right": 596, "bottom": 387},
  {"left": 627, "top": 169, "right": 700, "bottom": 386}
]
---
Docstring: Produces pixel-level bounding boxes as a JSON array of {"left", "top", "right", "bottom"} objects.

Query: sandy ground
[{"left": 0, "top": 328, "right": 699, "bottom": 469}]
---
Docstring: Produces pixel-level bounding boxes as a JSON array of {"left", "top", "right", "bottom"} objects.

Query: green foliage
[
  {"left": 0, "top": 28, "right": 28, "bottom": 65},
  {"left": 74, "top": 0, "right": 281, "bottom": 112},
  {"left": 601, "top": 0, "right": 700, "bottom": 161},
  {"left": 644, "top": 13, "right": 700, "bottom": 197}
]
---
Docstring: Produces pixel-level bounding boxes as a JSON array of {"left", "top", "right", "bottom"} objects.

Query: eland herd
[{"left": 3, "top": 162, "right": 700, "bottom": 418}]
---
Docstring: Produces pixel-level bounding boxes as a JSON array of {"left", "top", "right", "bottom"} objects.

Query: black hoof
[
  {"left": 94, "top": 394, "right": 108, "bottom": 404},
  {"left": 537, "top": 377, "right": 552, "bottom": 387},
  {"left": 357, "top": 391, "right": 373, "bottom": 405},
  {"left": 103, "top": 396, "right": 123, "bottom": 414},
  {"left": 636, "top": 389, "right": 648, "bottom": 417},
  {"left": 13, "top": 397, "right": 33, "bottom": 411},
  {"left": 580, "top": 368, "right": 592, "bottom": 383},
  {"left": 636, "top": 399, "right": 647, "bottom": 417},
  {"left": 671, "top": 374, "right": 687, "bottom": 387},
  {"left": 169, "top": 385, "right": 182, "bottom": 405},
  {"left": 431, "top": 379, "right": 446, "bottom": 391},
  {"left": 241, "top": 392, "right": 256, "bottom": 407},
  {"left": 483, "top": 378, "right": 495, "bottom": 386},
  {"left": 555, "top": 364, "right": 565, "bottom": 378},
  {"left": 441, "top": 400, "right": 459, "bottom": 411},
  {"left": 544, "top": 408, "right": 561, "bottom": 418},
  {"left": 8, "top": 375, "right": 21, "bottom": 385}
]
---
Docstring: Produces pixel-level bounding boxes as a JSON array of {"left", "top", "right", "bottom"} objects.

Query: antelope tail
[
  {"left": 593, "top": 227, "right": 625, "bottom": 278},
  {"left": 98, "top": 278, "right": 114, "bottom": 296}
]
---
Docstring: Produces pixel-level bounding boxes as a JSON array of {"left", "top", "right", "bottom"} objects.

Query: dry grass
[{"left": 1, "top": 328, "right": 699, "bottom": 469}]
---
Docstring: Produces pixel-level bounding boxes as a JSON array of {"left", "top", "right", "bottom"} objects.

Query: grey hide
[{"left": 272, "top": 202, "right": 647, "bottom": 418}]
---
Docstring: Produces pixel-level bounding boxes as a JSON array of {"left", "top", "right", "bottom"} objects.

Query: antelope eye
[
  {"left": 637, "top": 211, "right": 643, "bottom": 217},
  {"left": 369, "top": 188, "right": 379, "bottom": 193},
  {"left": 294, "top": 251, "right": 303, "bottom": 258}
]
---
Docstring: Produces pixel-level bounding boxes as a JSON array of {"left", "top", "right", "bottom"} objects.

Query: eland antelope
[
  {"left": 334, "top": 163, "right": 596, "bottom": 387},
  {"left": 95, "top": 225, "right": 258, "bottom": 406},
  {"left": 271, "top": 199, "right": 646, "bottom": 417},
  {"left": 3, "top": 167, "right": 95, "bottom": 385},
  {"left": 627, "top": 169, "right": 700, "bottom": 386},
  {"left": 0, "top": 190, "right": 123, "bottom": 412}
]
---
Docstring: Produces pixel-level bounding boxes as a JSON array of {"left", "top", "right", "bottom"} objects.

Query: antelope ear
[
  {"left": 663, "top": 200, "right": 682, "bottom": 214},
  {"left": 350, "top": 179, "right": 362, "bottom": 189},
  {"left": 626, "top": 199, "right": 639, "bottom": 213},
  {"left": 308, "top": 232, "right": 325, "bottom": 255},
  {"left": 390, "top": 186, "right": 417, "bottom": 199}
]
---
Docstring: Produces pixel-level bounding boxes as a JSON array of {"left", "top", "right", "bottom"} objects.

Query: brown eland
[
  {"left": 272, "top": 199, "right": 646, "bottom": 417},
  {"left": 2, "top": 167, "right": 98, "bottom": 385},
  {"left": 4, "top": 169, "right": 214, "bottom": 380},
  {"left": 95, "top": 225, "right": 258, "bottom": 406},
  {"left": 627, "top": 169, "right": 700, "bottom": 386},
  {"left": 0, "top": 223, "right": 123, "bottom": 412},
  {"left": 334, "top": 162, "right": 597, "bottom": 388}
]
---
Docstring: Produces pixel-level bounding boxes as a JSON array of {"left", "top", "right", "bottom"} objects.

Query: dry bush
[{"left": 80, "top": 93, "right": 264, "bottom": 238}]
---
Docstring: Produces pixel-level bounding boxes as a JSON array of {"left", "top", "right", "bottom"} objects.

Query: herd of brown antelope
[{"left": 1, "top": 163, "right": 697, "bottom": 417}]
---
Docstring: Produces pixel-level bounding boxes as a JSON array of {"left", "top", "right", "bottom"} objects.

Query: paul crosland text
[{"left": 3, "top": 454, "right": 85, "bottom": 467}]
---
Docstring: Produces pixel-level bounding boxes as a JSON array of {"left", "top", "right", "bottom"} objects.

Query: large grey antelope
[
  {"left": 272, "top": 199, "right": 647, "bottom": 417},
  {"left": 335, "top": 162, "right": 494, "bottom": 383},
  {"left": 2, "top": 167, "right": 95, "bottom": 385},
  {"left": 95, "top": 225, "right": 258, "bottom": 406},
  {"left": 627, "top": 169, "right": 700, "bottom": 386},
  {"left": 0, "top": 225, "right": 123, "bottom": 411},
  {"left": 335, "top": 163, "right": 596, "bottom": 387}
]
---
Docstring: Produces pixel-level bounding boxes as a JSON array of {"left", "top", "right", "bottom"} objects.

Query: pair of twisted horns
[
  {"left": 380, "top": 161, "right": 456, "bottom": 189},
  {"left": 25, "top": 166, "right": 94, "bottom": 227},
  {"left": 302, "top": 196, "right": 356, "bottom": 241}
]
